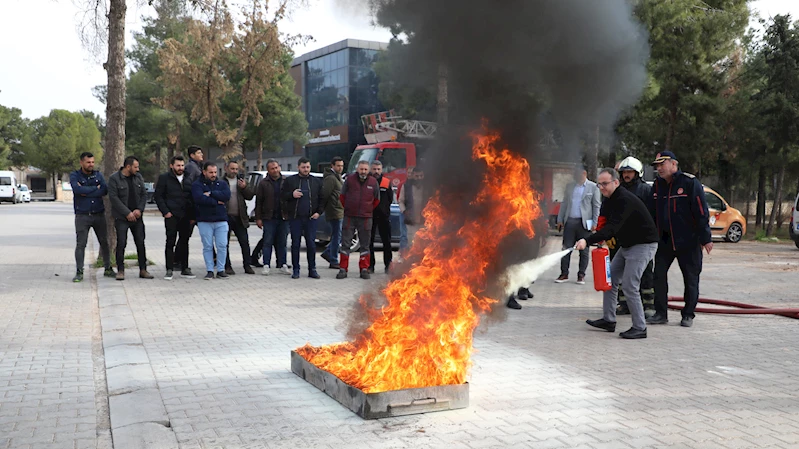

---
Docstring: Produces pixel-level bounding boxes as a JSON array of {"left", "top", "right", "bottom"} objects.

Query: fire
[{"left": 297, "top": 125, "right": 542, "bottom": 393}]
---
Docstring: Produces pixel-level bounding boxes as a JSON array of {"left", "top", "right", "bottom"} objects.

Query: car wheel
[
  {"left": 350, "top": 231, "right": 360, "bottom": 253},
  {"left": 316, "top": 240, "right": 330, "bottom": 248},
  {"left": 725, "top": 222, "right": 743, "bottom": 243},
  {"left": 251, "top": 238, "right": 264, "bottom": 265}
]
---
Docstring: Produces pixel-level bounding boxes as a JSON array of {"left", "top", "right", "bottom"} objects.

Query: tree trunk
[
  {"left": 437, "top": 63, "right": 448, "bottom": 126},
  {"left": 102, "top": 0, "right": 127, "bottom": 254},
  {"left": 744, "top": 176, "right": 753, "bottom": 225},
  {"left": 175, "top": 121, "right": 180, "bottom": 158},
  {"left": 756, "top": 163, "right": 766, "bottom": 228},
  {"left": 766, "top": 163, "right": 785, "bottom": 236},
  {"left": 257, "top": 134, "right": 263, "bottom": 171},
  {"left": 155, "top": 145, "right": 162, "bottom": 175}
]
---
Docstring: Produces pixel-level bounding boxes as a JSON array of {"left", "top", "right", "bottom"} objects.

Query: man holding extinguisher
[{"left": 575, "top": 168, "right": 658, "bottom": 339}]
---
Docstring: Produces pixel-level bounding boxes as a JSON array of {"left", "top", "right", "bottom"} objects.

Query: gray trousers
[
  {"left": 603, "top": 242, "right": 658, "bottom": 330},
  {"left": 561, "top": 217, "right": 590, "bottom": 276}
]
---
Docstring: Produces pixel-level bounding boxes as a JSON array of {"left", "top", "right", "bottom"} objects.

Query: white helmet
[{"left": 618, "top": 156, "right": 644, "bottom": 178}]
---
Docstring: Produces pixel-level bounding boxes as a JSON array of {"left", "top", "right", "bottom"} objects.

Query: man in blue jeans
[
  {"left": 254, "top": 159, "right": 291, "bottom": 275},
  {"left": 192, "top": 162, "right": 231, "bottom": 280},
  {"left": 320, "top": 156, "right": 344, "bottom": 269},
  {"left": 281, "top": 157, "right": 324, "bottom": 279}
]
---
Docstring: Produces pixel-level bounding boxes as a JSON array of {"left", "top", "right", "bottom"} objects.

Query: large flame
[{"left": 297, "top": 126, "right": 542, "bottom": 393}]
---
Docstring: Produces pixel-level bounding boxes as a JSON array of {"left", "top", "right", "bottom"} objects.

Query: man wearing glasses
[{"left": 575, "top": 168, "right": 658, "bottom": 340}]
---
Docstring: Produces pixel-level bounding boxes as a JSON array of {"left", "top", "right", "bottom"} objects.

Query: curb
[{"left": 96, "top": 270, "right": 179, "bottom": 449}]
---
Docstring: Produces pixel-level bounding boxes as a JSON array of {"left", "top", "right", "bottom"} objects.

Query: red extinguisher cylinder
[{"left": 592, "top": 247, "right": 612, "bottom": 292}]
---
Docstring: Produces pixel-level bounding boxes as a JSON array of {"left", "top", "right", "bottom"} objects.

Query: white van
[{"left": 0, "top": 171, "right": 19, "bottom": 204}]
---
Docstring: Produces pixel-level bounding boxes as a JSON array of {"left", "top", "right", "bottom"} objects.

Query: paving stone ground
[{"left": 2, "top": 202, "right": 799, "bottom": 449}]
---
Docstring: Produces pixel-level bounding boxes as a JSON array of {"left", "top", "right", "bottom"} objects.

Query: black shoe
[
  {"left": 72, "top": 270, "right": 84, "bottom": 283},
  {"left": 244, "top": 266, "right": 255, "bottom": 275},
  {"left": 321, "top": 252, "right": 332, "bottom": 264},
  {"left": 251, "top": 260, "right": 264, "bottom": 268},
  {"left": 360, "top": 269, "right": 371, "bottom": 280},
  {"left": 103, "top": 268, "right": 116, "bottom": 278},
  {"left": 586, "top": 318, "right": 616, "bottom": 332},
  {"left": 180, "top": 268, "right": 196, "bottom": 279},
  {"left": 681, "top": 317, "right": 694, "bottom": 327},
  {"left": 336, "top": 269, "right": 348, "bottom": 279},
  {"left": 225, "top": 267, "right": 235, "bottom": 275},
  {"left": 329, "top": 263, "right": 340, "bottom": 269},
  {"left": 617, "top": 303, "right": 631, "bottom": 315},
  {"left": 384, "top": 265, "right": 390, "bottom": 274},
  {"left": 164, "top": 270, "right": 173, "bottom": 280},
  {"left": 507, "top": 296, "right": 522, "bottom": 310},
  {"left": 619, "top": 327, "right": 647, "bottom": 339},
  {"left": 291, "top": 272, "right": 300, "bottom": 279},
  {"left": 309, "top": 270, "right": 320, "bottom": 279},
  {"left": 204, "top": 272, "right": 214, "bottom": 280},
  {"left": 216, "top": 271, "right": 229, "bottom": 279},
  {"left": 646, "top": 314, "right": 669, "bottom": 325},
  {"left": 517, "top": 287, "right": 532, "bottom": 300}
]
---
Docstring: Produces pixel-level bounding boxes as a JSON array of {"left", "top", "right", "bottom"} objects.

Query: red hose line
[{"left": 667, "top": 296, "right": 799, "bottom": 319}]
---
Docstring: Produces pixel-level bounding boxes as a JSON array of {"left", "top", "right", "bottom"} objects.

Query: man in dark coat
[
  {"left": 192, "top": 162, "right": 231, "bottom": 280},
  {"left": 646, "top": 151, "right": 713, "bottom": 328},
  {"left": 222, "top": 160, "right": 256, "bottom": 275},
  {"left": 281, "top": 157, "right": 324, "bottom": 279},
  {"left": 108, "top": 156, "right": 152, "bottom": 281},
  {"left": 155, "top": 155, "right": 196, "bottom": 280}
]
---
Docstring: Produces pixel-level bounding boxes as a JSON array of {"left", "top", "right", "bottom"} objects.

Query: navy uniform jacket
[{"left": 651, "top": 171, "right": 712, "bottom": 251}]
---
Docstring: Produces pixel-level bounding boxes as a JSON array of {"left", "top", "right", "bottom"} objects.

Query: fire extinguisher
[{"left": 591, "top": 246, "right": 612, "bottom": 292}]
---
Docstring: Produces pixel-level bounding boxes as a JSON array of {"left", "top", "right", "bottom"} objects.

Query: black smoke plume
[{"left": 337, "top": 0, "right": 649, "bottom": 331}]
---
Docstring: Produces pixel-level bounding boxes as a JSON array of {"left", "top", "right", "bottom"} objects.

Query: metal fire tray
[{"left": 290, "top": 350, "right": 469, "bottom": 419}]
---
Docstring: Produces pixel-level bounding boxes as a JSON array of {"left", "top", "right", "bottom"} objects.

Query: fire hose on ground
[
  {"left": 586, "top": 246, "right": 799, "bottom": 320},
  {"left": 667, "top": 297, "right": 799, "bottom": 320}
]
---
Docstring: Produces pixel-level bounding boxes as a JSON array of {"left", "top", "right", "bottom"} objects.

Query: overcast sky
[{"left": 0, "top": 0, "right": 797, "bottom": 120}]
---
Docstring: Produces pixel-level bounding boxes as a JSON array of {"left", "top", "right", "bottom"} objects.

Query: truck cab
[{"left": 347, "top": 142, "right": 418, "bottom": 191}]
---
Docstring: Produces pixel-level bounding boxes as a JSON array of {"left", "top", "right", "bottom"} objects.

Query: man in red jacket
[{"left": 337, "top": 160, "right": 380, "bottom": 280}]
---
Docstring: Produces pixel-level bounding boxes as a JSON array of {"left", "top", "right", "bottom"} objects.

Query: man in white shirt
[{"left": 556, "top": 165, "right": 601, "bottom": 284}]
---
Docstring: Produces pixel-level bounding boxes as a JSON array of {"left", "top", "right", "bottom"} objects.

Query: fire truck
[
  {"left": 348, "top": 110, "right": 574, "bottom": 228},
  {"left": 347, "top": 110, "right": 436, "bottom": 191}
]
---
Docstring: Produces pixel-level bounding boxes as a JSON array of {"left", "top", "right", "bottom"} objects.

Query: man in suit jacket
[{"left": 556, "top": 165, "right": 601, "bottom": 284}]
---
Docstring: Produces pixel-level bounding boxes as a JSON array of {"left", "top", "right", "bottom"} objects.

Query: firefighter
[
  {"left": 612, "top": 156, "right": 656, "bottom": 318},
  {"left": 647, "top": 151, "right": 713, "bottom": 328}
]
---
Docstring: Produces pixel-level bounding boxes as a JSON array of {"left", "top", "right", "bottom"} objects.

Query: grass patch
[
  {"left": 749, "top": 227, "right": 790, "bottom": 243},
  {"left": 93, "top": 253, "right": 155, "bottom": 268}
]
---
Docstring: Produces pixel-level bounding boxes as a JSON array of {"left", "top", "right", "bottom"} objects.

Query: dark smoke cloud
[{"left": 335, "top": 0, "right": 648, "bottom": 322}]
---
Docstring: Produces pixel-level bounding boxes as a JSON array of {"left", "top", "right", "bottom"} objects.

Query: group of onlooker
[{"left": 70, "top": 148, "right": 427, "bottom": 283}]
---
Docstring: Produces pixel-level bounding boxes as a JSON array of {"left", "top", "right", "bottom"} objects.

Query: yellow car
[{"left": 704, "top": 186, "right": 746, "bottom": 243}]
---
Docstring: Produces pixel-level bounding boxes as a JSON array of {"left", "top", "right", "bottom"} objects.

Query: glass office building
[{"left": 291, "top": 39, "right": 388, "bottom": 171}]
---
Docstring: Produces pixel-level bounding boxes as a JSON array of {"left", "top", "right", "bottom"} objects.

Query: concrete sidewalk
[{"left": 2, "top": 203, "right": 798, "bottom": 449}]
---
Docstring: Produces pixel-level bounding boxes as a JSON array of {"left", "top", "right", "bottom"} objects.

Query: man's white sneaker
[
  {"left": 280, "top": 264, "right": 291, "bottom": 275},
  {"left": 262, "top": 266, "right": 270, "bottom": 276}
]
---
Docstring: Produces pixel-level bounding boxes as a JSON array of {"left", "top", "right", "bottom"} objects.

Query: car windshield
[
  {"left": 19, "top": 185, "right": 28, "bottom": 191},
  {"left": 0, "top": 177, "right": 11, "bottom": 186},
  {"left": 347, "top": 148, "right": 379, "bottom": 173}
]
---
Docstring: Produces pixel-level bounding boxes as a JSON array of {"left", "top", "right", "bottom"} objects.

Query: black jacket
[
  {"left": 154, "top": 171, "right": 193, "bottom": 219},
  {"left": 108, "top": 170, "right": 147, "bottom": 220},
  {"left": 372, "top": 174, "right": 392, "bottom": 219},
  {"left": 622, "top": 177, "right": 652, "bottom": 205},
  {"left": 280, "top": 174, "right": 324, "bottom": 219},
  {"left": 651, "top": 170, "right": 712, "bottom": 250},
  {"left": 586, "top": 187, "right": 658, "bottom": 248}
]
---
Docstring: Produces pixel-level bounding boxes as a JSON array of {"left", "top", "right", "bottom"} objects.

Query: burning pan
[{"left": 290, "top": 351, "right": 469, "bottom": 419}]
